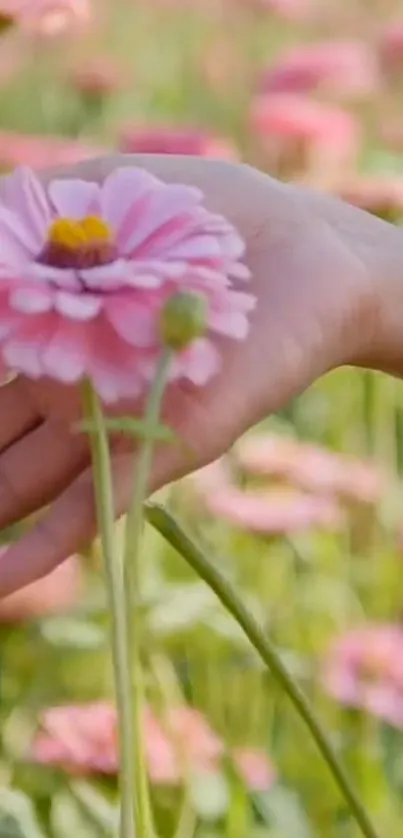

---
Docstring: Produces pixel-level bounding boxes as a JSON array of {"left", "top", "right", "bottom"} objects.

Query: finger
[
  {"left": 0, "top": 419, "right": 89, "bottom": 530},
  {"left": 0, "top": 377, "right": 41, "bottom": 452}
]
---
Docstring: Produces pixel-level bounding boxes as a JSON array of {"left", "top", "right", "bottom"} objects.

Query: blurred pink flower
[
  {"left": 235, "top": 434, "right": 383, "bottom": 504},
  {"left": 379, "top": 20, "right": 403, "bottom": 76},
  {"left": 0, "top": 166, "right": 253, "bottom": 402},
  {"left": 250, "top": 0, "right": 312, "bottom": 20},
  {"left": 0, "top": 0, "right": 91, "bottom": 36},
  {"left": 190, "top": 458, "right": 343, "bottom": 533},
  {"left": 0, "top": 554, "right": 81, "bottom": 621},
  {"left": 119, "top": 126, "right": 237, "bottom": 161},
  {"left": 31, "top": 702, "right": 275, "bottom": 789},
  {"left": 251, "top": 93, "right": 361, "bottom": 173},
  {"left": 0, "top": 131, "right": 105, "bottom": 170},
  {"left": 70, "top": 56, "right": 128, "bottom": 99},
  {"left": 322, "top": 625, "right": 403, "bottom": 728},
  {"left": 258, "top": 41, "right": 380, "bottom": 100}
]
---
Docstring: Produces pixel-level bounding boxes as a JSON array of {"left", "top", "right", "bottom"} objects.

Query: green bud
[{"left": 159, "top": 290, "right": 208, "bottom": 350}]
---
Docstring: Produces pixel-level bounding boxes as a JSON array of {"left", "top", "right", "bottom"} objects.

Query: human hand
[{"left": 0, "top": 153, "right": 400, "bottom": 595}]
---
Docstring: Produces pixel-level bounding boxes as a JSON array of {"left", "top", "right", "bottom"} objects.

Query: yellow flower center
[
  {"left": 48, "top": 216, "right": 112, "bottom": 250},
  {"left": 40, "top": 216, "right": 115, "bottom": 270}
]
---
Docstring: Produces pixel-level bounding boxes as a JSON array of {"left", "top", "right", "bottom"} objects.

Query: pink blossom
[
  {"left": 0, "top": 132, "right": 106, "bottom": 170},
  {"left": 322, "top": 625, "right": 403, "bottom": 728},
  {"left": 191, "top": 460, "right": 343, "bottom": 534},
  {"left": 235, "top": 434, "right": 383, "bottom": 504},
  {"left": 251, "top": 93, "right": 361, "bottom": 173},
  {"left": 119, "top": 126, "right": 237, "bottom": 161},
  {"left": 258, "top": 41, "right": 380, "bottom": 100},
  {"left": 0, "top": 554, "right": 81, "bottom": 621},
  {"left": 30, "top": 702, "right": 276, "bottom": 789},
  {"left": 70, "top": 56, "right": 128, "bottom": 99},
  {"left": 378, "top": 20, "right": 403, "bottom": 76},
  {"left": 248, "top": 0, "right": 312, "bottom": 20},
  {"left": 0, "top": 166, "right": 253, "bottom": 402},
  {"left": 0, "top": 0, "right": 91, "bottom": 36}
]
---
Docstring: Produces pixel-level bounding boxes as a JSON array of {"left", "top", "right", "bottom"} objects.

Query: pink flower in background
[
  {"left": 0, "top": 166, "right": 253, "bottom": 402},
  {"left": 119, "top": 126, "right": 237, "bottom": 161},
  {"left": 250, "top": 0, "right": 312, "bottom": 20},
  {"left": 0, "top": 132, "right": 105, "bottom": 170},
  {"left": 322, "top": 625, "right": 403, "bottom": 728},
  {"left": 235, "top": 434, "right": 383, "bottom": 504},
  {"left": 190, "top": 458, "right": 343, "bottom": 533},
  {"left": 0, "top": 554, "right": 81, "bottom": 621},
  {"left": 70, "top": 56, "right": 128, "bottom": 99},
  {"left": 378, "top": 20, "right": 403, "bottom": 76},
  {"left": 258, "top": 41, "right": 380, "bottom": 99},
  {"left": 31, "top": 702, "right": 275, "bottom": 790},
  {"left": 251, "top": 93, "right": 361, "bottom": 173},
  {"left": 0, "top": 0, "right": 91, "bottom": 36}
]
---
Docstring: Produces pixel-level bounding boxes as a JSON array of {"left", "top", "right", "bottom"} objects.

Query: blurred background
[{"left": 1, "top": 1, "right": 403, "bottom": 836}]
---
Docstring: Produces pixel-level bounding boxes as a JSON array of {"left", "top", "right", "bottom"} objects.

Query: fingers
[
  {"left": 0, "top": 377, "right": 40, "bottom": 451},
  {"left": 0, "top": 419, "right": 88, "bottom": 530}
]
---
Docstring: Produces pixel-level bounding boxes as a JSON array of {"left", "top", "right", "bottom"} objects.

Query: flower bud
[{"left": 159, "top": 291, "right": 208, "bottom": 350}]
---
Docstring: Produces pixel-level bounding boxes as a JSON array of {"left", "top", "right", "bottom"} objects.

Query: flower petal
[
  {"left": 180, "top": 338, "right": 221, "bottom": 386},
  {"left": 55, "top": 291, "right": 102, "bottom": 321},
  {"left": 41, "top": 324, "right": 88, "bottom": 383},
  {"left": 28, "top": 263, "right": 81, "bottom": 290},
  {"left": 101, "top": 167, "right": 161, "bottom": 235},
  {"left": 209, "top": 310, "right": 251, "bottom": 339},
  {"left": 122, "top": 184, "right": 203, "bottom": 256},
  {"left": 10, "top": 287, "right": 53, "bottom": 314},
  {"left": 0, "top": 167, "right": 51, "bottom": 251},
  {"left": 107, "top": 297, "right": 157, "bottom": 347},
  {"left": 48, "top": 179, "right": 101, "bottom": 219}
]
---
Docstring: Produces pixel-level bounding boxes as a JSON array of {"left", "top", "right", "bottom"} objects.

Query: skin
[{"left": 0, "top": 153, "right": 402, "bottom": 596}]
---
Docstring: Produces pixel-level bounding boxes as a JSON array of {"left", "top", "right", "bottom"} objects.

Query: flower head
[
  {"left": 0, "top": 166, "right": 254, "bottom": 402},
  {"left": 118, "top": 126, "right": 237, "bottom": 161},
  {"left": 0, "top": 0, "right": 91, "bottom": 36},
  {"left": 322, "top": 625, "right": 403, "bottom": 728}
]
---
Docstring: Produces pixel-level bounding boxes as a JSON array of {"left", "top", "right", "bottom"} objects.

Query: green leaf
[
  {"left": 77, "top": 416, "right": 177, "bottom": 444},
  {"left": 189, "top": 771, "right": 230, "bottom": 821},
  {"left": 254, "top": 787, "right": 314, "bottom": 838},
  {"left": 39, "top": 617, "right": 106, "bottom": 650},
  {"left": 0, "top": 789, "right": 46, "bottom": 838}
]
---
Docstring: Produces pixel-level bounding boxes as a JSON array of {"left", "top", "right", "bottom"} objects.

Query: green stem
[
  {"left": 145, "top": 503, "right": 380, "bottom": 838},
  {"left": 123, "top": 350, "right": 172, "bottom": 837},
  {"left": 82, "top": 382, "right": 135, "bottom": 838}
]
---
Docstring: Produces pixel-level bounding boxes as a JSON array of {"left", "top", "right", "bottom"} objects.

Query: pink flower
[
  {"left": 0, "top": 554, "right": 81, "bottom": 621},
  {"left": 119, "top": 126, "right": 237, "bottom": 161},
  {"left": 378, "top": 20, "right": 403, "bottom": 76},
  {"left": 249, "top": 0, "right": 312, "bottom": 20},
  {"left": 251, "top": 93, "right": 361, "bottom": 174},
  {"left": 0, "top": 132, "right": 106, "bottom": 170},
  {"left": 235, "top": 434, "right": 383, "bottom": 504},
  {"left": 258, "top": 41, "right": 380, "bottom": 100},
  {"left": 0, "top": 0, "right": 91, "bottom": 36},
  {"left": 30, "top": 702, "right": 276, "bottom": 789},
  {"left": 322, "top": 625, "right": 403, "bottom": 728},
  {"left": 70, "top": 56, "right": 128, "bottom": 99},
  {"left": 0, "top": 166, "right": 253, "bottom": 402},
  {"left": 190, "top": 460, "right": 344, "bottom": 534}
]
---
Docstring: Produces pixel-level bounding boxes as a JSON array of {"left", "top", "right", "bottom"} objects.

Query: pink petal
[
  {"left": 41, "top": 323, "right": 88, "bottom": 383},
  {"left": 54, "top": 291, "right": 102, "bottom": 321},
  {"left": 0, "top": 166, "right": 51, "bottom": 251},
  {"left": 179, "top": 338, "right": 221, "bottom": 386},
  {"left": 80, "top": 260, "right": 162, "bottom": 291},
  {"left": 28, "top": 263, "right": 81, "bottom": 290},
  {"left": 101, "top": 167, "right": 161, "bottom": 235},
  {"left": 48, "top": 179, "right": 101, "bottom": 219},
  {"left": 209, "top": 310, "right": 250, "bottom": 339},
  {"left": 107, "top": 297, "right": 157, "bottom": 347},
  {"left": 10, "top": 287, "right": 52, "bottom": 314},
  {"left": 0, "top": 206, "right": 39, "bottom": 262},
  {"left": 122, "top": 185, "right": 203, "bottom": 256}
]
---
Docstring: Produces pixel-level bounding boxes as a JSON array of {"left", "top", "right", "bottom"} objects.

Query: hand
[{"left": 0, "top": 154, "right": 400, "bottom": 595}]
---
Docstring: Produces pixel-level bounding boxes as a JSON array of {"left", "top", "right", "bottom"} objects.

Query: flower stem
[
  {"left": 123, "top": 350, "right": 172, "bottom": 838},
  {"left": 145, "top": 503, "right": 380, "bottom": 838},
  {"left": 82, "top": 381, "right": 135, "bottom": 838}
]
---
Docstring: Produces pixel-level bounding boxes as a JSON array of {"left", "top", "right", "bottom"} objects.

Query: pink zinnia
[
  {"left": 0, "top": 166, "right": 253, "bottom": 402},
  {"left": 0, "top": 0, "right": 91, "bottom": 36},
  {"left": 119, "top": 126, "right": 237, "bottom": 162},
  {"left": 30, "top": 702, "right": 275, "bottom": 790},
  {"left": 322, "top": 625, "right": 403, "bottom": 728},
  {"left": 0, "top": 131, "right": 105, "bottom": 171},
  {"left": 258, "top": 41, "right": 380, "bottom": 100}
]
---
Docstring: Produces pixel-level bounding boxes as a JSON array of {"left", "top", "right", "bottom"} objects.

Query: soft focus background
[{"left": 1, "top": 1, "right": 403, "bottom": 836}]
